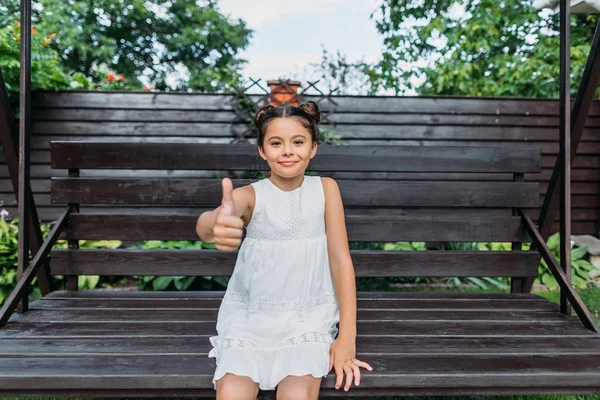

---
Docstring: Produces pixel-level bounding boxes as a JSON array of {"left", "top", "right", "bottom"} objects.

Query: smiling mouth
[{"left": 279, "top": 161, "right": 298, "bottom": 166}]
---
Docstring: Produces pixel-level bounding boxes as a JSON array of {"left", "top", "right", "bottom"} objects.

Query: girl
[{"left": 196, "top": 101, "right": 373, "bottom": 400}]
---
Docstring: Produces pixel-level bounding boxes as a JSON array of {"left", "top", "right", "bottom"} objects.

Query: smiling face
[{"left": 257, "top": 117, "right": 318, "bottom": 179}]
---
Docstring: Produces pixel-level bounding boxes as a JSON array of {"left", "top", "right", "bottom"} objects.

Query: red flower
[
  {"left": 116, "top": 74, "right": 125, "bottom": 82},
  {"left": 107, "top": 72, "right": 116, "bottom": 82}
]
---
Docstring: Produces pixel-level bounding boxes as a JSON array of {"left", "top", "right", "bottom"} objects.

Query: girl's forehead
[{"left": 265, "top": 118, "right": 310, "bottom": 139}]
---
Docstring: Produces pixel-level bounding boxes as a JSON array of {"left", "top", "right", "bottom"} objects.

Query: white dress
[{"left": 208, "top": 174, "right": 341, "bottom": 391}]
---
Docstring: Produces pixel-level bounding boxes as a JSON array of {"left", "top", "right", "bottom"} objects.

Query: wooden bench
[{"left": 1, "top": 140, "right": 599, "bottom": 397}]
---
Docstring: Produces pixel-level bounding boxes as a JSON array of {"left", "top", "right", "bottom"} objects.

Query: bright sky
[{"left": 215, "top": 0, "right": 395, "bottom": 94}]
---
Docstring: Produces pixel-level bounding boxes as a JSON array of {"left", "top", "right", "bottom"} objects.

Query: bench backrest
[{"left": 50, "top": 141, "right": 541, "bottom": 280}]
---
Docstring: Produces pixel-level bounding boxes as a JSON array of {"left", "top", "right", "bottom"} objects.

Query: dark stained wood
[
  {"left": 537, "top": 15, "right": 600, "bottom": 243},
  {"left": 30, "top": 108, "right": 600, "bottom": 130},
  {"left": 49, "top": 249, "right": 540, "bottom": 278},
  {"left": 50, "top": 142, "right": 541, "bottom": 173},
  {"left": 4, "top": 336, "right": 600, "bottom": 357},
  {"left": 0, "top": 319, "right": 592, "bottom": 338},
  {"left": 17, "top": 0, "right": 33, "bottom": 314},
  {"left": 10, "top": 309, "right": 565, "bottom": 323},
  {"left": 0, "top": 67, "right": 51, "bottom": 296},
  {"left": 60, "top": 214, "right": 530, "bottom": 242},
  {"left": 50, "top": 178, "right": 540, "bottom": 208},
  {"left": 1, "top": 353, "right": 600, "bottom": 392},
  {"left": 30, "top": 298, "right": 558, "bottom": 311},
  {"left": 521, "top": 212, "right": 599, "bottom": 332},
  {"left": 31, "top": 90, "right": 600, "bottom": 115},
  {"left": 43, "top": 289, "right": 550, "bottom": 300},
  {"left": 0, "top": 206, "right": 71, "bottom": 327},
  {"left": 32, "top": 121, "right": 600, "bottom": 141}
]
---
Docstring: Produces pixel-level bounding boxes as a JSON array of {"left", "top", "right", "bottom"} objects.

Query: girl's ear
[
  {"left": 258, "top": 145, "right": 267, "bottom": 160},
  {"left": 310, "top": 140, "right": 318, "bottom": 159}
]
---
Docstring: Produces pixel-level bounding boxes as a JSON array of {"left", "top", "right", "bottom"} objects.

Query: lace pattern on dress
[
  {"left": 221, "top": 337, "right": 261, "bottom": 350},
  {"left": 217, "top": 331, "right": 334, "bottom": 352},
  {"left": 222, "top": 292, "right": 338, "bottom": 312},
  {"left": 277, "top": 331, "right": 334, "bottom": 347}
]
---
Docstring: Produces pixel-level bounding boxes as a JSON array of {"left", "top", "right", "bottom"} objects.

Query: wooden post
[
  {"left": 510, "top": 173, "right": 525, "bottom": 293},
  {"left": 558, "top": 0, "right": 571, "bottom": 315},
  {"left": 17, "top": 0, "right": 32, "bottom": 313},
  {"left": 67, "top": 168, "right": 80, "bottom": 292}
]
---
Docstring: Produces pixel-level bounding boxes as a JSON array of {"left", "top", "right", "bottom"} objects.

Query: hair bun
[
  {"left": 298, "top": 101, "right": 320, "bottom": 124},
  {"left": 253, "top": 105, "right": 274, "bottom": 128}
]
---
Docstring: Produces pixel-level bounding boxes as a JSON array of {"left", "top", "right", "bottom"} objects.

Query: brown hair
[{"left": 253, "top": 101, "right": 320, "bottom": 148}]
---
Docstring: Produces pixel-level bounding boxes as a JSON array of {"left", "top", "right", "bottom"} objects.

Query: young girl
[{"left": 196, "top": 101, "right": 373, "bottom": 400}]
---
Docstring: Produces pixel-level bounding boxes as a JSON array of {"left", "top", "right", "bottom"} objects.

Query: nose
[{"left": 283, "top": 142, "right": 293, "bottom": 155}]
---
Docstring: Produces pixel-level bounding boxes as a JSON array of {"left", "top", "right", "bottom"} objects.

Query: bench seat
[{"left": 2, "top": 290, "right": 600, "bottom": 397}]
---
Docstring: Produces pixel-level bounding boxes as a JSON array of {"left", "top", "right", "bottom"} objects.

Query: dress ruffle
[{"left": 209, "top": 338, "right": 332, "bottom": 390}]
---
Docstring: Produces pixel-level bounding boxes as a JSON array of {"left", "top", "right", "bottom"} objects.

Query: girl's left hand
[{"left": 328, "top": 336, "right": 373, "bottom": 391}]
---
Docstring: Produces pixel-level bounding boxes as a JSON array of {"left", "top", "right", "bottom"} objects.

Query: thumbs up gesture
[{"left": 213, "top": 178, "right": 244, "bottom": 252}]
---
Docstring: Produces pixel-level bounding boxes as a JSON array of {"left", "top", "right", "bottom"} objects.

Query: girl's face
[{"left": 258, "top": 117, "right": 317, "bottom": 179}]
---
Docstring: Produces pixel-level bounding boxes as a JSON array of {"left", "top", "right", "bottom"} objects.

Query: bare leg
[
  {"left": 276, "top": 374, "right": 322, "bottom": 400},
  {"left": 216, "top": 372, "right": 260, "bottom": 400}
]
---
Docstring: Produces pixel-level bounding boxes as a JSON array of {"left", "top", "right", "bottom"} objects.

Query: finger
[
  {"left": 354, "top": 359, "right": 374, "bottom": 371},
  {"left": 334, "top": 366, "right": 343, "bottom": 389},
  {"left": 351, "top": 363, "right": 361, "bottom": 386},
  {"left": 213, "top": 226, "right": 244, "bottom": 239},
  {"left": 216, "top": 214, "right": 245, "bottom": 229},
  {"left": 214, "top": 237, "right": 242, "bottom": 248},
  {"left": 328, "top": 353, "right": 333, "bottom": 373},
  {"left": 215, "top": 243, "right": 238, "bottom": 252},
  {"left": 342, "top": 364, "right": 354, "bottom": 391},
  {"left": 221, "top": 178, "right": 236, "bottom": 215}
]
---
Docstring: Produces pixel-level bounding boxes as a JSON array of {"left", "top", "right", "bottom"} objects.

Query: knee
[
  {"left": 276, "top": 383, "right": 315, "bottom": 400},
  {"left": 216, "top": 373, "right": 259, "bottom": 400}
]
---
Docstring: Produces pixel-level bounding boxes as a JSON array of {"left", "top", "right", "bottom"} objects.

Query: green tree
[
  {"left": 1, "top": 0, "right": 253, "bottom": 91},
  {"left": 369, "top": 0, "right": 599, "bottom": 97}
]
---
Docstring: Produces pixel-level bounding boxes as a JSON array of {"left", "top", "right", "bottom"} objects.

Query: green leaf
[{"left": 152, "top": 276, "right": 174, "bottom": 291}]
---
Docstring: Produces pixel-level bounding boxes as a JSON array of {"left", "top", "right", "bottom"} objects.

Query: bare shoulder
[
  {"left": 320, "top": 177, "right": 343, "bottom": 209},
  {"left": 320, "top": 177, "right": 340, "bottom": 195}
]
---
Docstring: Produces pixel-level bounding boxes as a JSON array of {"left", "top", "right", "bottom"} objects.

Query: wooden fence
[{"left": 0, "top": 91, "right": 598, "bottom": 236}]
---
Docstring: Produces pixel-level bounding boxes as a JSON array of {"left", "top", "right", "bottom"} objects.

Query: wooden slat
[
  {"left": 50, "top": 178, "right": 540, "bottom": 208},
  {"left": 0, "top": 319, "right": 592, "bottom": 338},
  {"left": 30, "top": 298, "right": 557, "bottom": 311},
  {"left": 4, "top": 335, "right": 600, "bottom": 357},
  {"left": 3, "top": 165, "right": 600, "bottom": 183},
  {"left": 42, "top": 290, "right": 550, "bottom": 300},
  {"left": 8, "top": 309, "right": 565, "bottom": 323},
  {"left": 60, "top": 214, "right": 530, "bottom": 242},
  {"left": 2, "top": 354, "right": 600, "bottom": 391},
  {"left": 31, "top": 108, "right": 600, "bottom": 129},
  {"left": 4, "top": 147, "right": 600, "bottom": 168},
  {"left": 32, "top": 121, "right": 600, "bottom": 141},
  {"left": 27, "top": 135, "right": 600, "bottom": 154},
  {"left": 32, "top": 91, "right": 600, "bottom": 115},
  {"left": 49, "top": 249, "right": 540, "bottom": 277},
  {"left": 50, "top": 142, "right": 541, "bottom": 173}
]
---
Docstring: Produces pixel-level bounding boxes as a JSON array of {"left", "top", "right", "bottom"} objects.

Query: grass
[{"left": 2, "top": 287, "right": 600, "bottom": 400}]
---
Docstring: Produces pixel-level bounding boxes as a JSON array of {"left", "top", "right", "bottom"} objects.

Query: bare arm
[{"left": 322, "top": 177, "right": 357, "bottom": 341}]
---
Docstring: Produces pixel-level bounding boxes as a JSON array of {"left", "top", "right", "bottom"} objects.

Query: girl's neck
[{"left": 268, "top": 172, "right": 306, "bottom": 192}]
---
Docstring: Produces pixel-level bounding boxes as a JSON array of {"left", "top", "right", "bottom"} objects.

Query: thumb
[
  {"left": 221, "top": 177, "right": 236, "bottom": 216},
  {"left": 328, "top": 351, "right": 334, "bottom": 372}
]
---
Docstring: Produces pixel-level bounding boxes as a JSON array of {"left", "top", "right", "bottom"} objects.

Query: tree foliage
[
  {"left": 1, "top": 0, "right": 253, "bottom": 91},
  {"left": 369, "top": 0, "right": 599, "bottom": 97}
]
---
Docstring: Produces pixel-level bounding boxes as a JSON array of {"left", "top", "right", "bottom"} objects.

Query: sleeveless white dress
[{"left": 208, "top": 174, "right": 341, "bottom": 391}]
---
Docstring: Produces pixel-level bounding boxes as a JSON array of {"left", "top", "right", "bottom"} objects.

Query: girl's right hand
[{"left": 213, "top": 177, "right": 244, "bottom": 252}]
